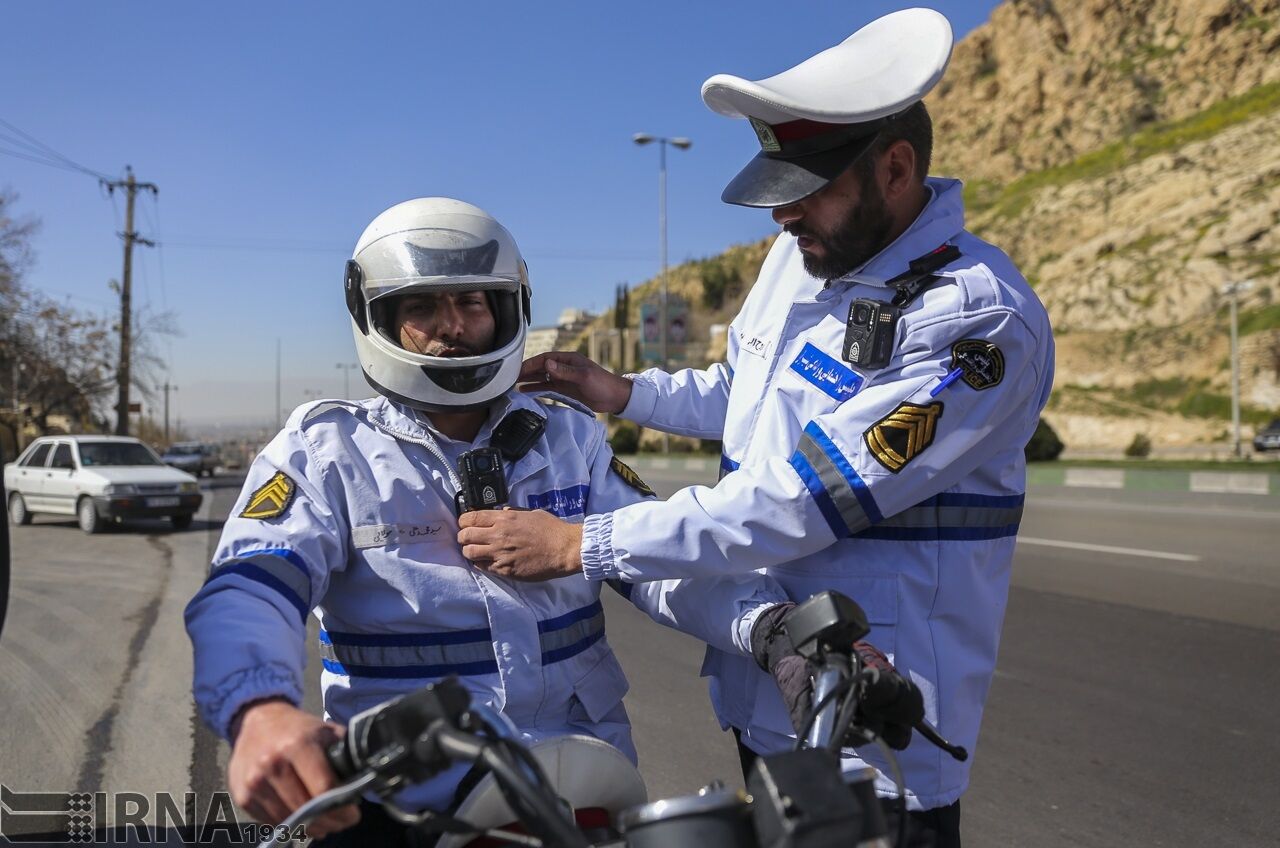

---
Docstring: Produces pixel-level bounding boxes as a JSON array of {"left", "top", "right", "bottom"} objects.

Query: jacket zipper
[{"left": 368, "top": 418, "right": 463, "bottom": 493}]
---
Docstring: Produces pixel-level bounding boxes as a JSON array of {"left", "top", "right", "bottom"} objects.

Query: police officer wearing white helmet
[
  {"left": 184, "top": 197, "right": 788, "bottom": 845},
  {"left": 458, "top": 9, "right": 1056, "bottom": 846}
]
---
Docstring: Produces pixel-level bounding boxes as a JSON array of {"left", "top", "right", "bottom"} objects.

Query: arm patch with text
[
  {"left": 609, "top": 456, "right": 655, "bottom": 497},
  {"left": 950, "top": 339, "right": 1004, "bottom": 390}
]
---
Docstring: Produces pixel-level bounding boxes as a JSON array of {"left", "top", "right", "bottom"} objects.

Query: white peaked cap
[{"left": 701, "top": 8, "right": 954, "bottom": 207}]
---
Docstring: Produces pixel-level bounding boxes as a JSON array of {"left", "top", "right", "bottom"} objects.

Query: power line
[
  {"left": 153, "top": 236, "right": 653, "bottom": 262},
  {"left": 0, "top": 143, "right": 95, "bottom": 175},
  {"left": 0, "top": 118, "right": 111, "bottom": 181},
  {"left": 158, "top": 238, "right": 347, "bottom": 254}
]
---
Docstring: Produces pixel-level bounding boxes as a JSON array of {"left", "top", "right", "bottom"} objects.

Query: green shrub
[
  {"left": 1129, "top": 377, "right": 1188, "bottom": 405},
  {"left": 1025, "top": 417, "right": 1065, "bottom": 461},
  {"left": 699, "top": 258, "right": 740, "bottom": 310},
  {"left": 609, "top": 420, "right": 640, "bottom": 455},
  {"left": 972, "top": 81, "right": 1280, "bottom": 220},
  {"left": 1124, "top": 433, "right": 1153, "bottom": 458}
]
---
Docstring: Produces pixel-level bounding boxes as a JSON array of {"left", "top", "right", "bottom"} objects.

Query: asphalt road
[{"left": 1, "top": 468, "right": 1276, "bottom": 846}]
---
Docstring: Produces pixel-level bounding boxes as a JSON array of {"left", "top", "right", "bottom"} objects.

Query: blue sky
[{"left": 2, "top": 1, "right": 998, "bottom": 429}]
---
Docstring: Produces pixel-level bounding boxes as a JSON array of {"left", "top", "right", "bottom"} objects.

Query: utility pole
[
  {"left": 275, "top": 338, "right": 282, "bottom": 430},
  {"left": 163, "top": 381, "right": 177, "bottom": 444},
  {"left": 104, "top": 166, "right": 158, "bottom": 436},
  {"left": 1222, "top": 280, "right": 1255, "bottom": 459}
]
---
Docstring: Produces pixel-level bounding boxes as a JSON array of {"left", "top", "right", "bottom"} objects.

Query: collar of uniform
[
  {"left": 827, "top": 177, "right": 965, "bottom": 290},
  {"left": 486, "top": 392, "right": 551, "bottom": 488},
  {"left": 364, "top": 393, "right": 550, "bottom": 487}
]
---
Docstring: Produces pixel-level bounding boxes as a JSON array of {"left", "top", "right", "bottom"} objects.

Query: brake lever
[
  {"left": 257, "top": 770, "right": 380, "bottom": 848},
  {"left": 913, "top": 719, "right": 968, "bottom": 762}
]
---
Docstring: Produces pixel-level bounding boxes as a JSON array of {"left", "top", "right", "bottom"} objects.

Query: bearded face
[{"left": 785, "top": 164, "right": 894, "bottom": 281}]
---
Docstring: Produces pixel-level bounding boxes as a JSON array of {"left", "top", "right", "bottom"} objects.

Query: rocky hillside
[
  {"left": 930, "top": 0, "right": 1280, "bottom": 183},
  {"left": 929, "top": 0, "right": 1280, "bottom": 449},
  {"left": 580, "top": 0, "right": 1280, "bottom": 451}
]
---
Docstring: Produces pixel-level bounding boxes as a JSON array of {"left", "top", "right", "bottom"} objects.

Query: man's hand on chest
[{"left": 457, "top": 507, "right": 584, "bottom": 581}]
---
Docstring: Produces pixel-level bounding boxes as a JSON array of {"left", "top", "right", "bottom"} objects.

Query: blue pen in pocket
[{"left": 930, "top": 367, "right": 965, "bottom": 397}]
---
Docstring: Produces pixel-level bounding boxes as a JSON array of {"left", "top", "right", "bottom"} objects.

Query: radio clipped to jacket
[
  {"left": 841, "top": 243, "right": 962, "bottom": 371},
  {"left": 842, "top": 298, "right": 900, "bottom": 370},
  {"left": 455, "top": 447, "right": 508, "bottom": 514}
]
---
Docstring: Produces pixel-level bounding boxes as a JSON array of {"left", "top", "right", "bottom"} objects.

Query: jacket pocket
[{"left": 570, "top": 649, "right": 630, "bottom": 723}]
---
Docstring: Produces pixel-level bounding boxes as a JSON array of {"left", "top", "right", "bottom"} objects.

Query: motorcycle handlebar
[{"left": 314, "top": 680, "right": 585, "bottom": 848}]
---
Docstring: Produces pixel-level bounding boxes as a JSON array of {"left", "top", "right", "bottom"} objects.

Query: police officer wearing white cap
[
  {"left": 184, "top": 197, "right": 788, "bottom": 845},
  {"left": 459, "top": 8, "right": 1056, "bottom": 846}
]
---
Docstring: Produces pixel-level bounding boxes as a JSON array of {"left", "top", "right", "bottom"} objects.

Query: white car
[
  {"left": 5, "top": 435, "right": 203, "bottom": 533},
  {"left": 161, "top": 441, "right": 221, "bottom": 477}
]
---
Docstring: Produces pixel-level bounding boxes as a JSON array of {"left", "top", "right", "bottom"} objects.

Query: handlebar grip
[{"left": 326, "top": 736, "right": 357, "bottom": 781}]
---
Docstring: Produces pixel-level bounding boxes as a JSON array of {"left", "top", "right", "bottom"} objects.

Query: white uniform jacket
[
  {"left": 581, "top": 178, "right": 1055, "bottom": 810},
  {"left": 185, "top": 391, "right": 783, "bottom": 811}
]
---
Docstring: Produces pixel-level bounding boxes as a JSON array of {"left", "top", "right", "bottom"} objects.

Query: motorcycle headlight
[{"left": 104, "top": 484, "right": 138, "bottom": 496}]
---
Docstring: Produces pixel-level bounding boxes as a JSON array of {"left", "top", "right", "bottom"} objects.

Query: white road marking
[
  {"left": 1189, "top": 472, "right": 1271, "bottom": 496},
  {"left": 1016, "top": 536, "right": 1201, "bottom": 562},
  {"left": 1063, "top": 468, "right": 1125, "bottom": 489}
]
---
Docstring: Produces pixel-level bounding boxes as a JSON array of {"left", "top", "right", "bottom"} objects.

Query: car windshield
[
  {"left": 164, "top": 445, "right": 200, "bottom": 455},
  {"left": 78, "top": 442, "right": 162, "bottom": 467}
]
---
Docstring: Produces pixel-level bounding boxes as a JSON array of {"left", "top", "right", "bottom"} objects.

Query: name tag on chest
[
  {"left": 738, "top": 331, "right": 772, "bottom": 360},
  {"left": 789, "top": 342, "right": 864, "bottom": 402},
  {"left": 353, "top": 522, "right": 445, "bottom": 549}
]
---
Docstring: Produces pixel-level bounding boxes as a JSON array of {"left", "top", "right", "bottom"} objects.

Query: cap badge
[{"left": 749, "top": 117, "right": 782, "bottom": 153}]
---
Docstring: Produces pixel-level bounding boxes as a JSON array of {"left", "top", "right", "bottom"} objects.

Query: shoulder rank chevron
[{"left": 240, "top": 471, "right": 297, "bottom": 520}]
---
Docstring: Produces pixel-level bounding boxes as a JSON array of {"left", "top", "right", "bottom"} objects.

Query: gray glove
[
  {"left": 750, "top": 603, "right": 811, "bottom": 733},
  {"left": 750, "top": 602, "right": 924, "bottom": 751}
]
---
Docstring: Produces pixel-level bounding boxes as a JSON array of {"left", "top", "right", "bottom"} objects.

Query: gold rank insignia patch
[
  {"left": 610, "top": 456, "right": 655, "bottom": 498},
  {"left": 951, "top": 339, "right": 1005, "bottom": 391},
  {"left": 239, "top": 471, "right": 297, "bottom": 520},
  {"left": 865, "top": 401, "right": 944, "bottom": 473}
]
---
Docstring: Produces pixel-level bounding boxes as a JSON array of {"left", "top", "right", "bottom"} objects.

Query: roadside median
[{"left": 620, "top": 455, "right": 1280, "bottom": 499}]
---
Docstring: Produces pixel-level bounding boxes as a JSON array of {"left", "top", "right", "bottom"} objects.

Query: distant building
[{"left": 524, "top": 308, "right": 597, "bottom": 359}]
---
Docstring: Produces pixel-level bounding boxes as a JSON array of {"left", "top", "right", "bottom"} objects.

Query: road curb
[
  {"left": 620, "top": 456, "right": 1280, "bottom": 498},
  {"left": 1027, "top": 465, "right": 1279, "bottom": 496}
]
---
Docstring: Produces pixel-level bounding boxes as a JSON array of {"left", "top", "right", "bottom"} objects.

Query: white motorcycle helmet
[
  {"left": 436, "top": 734, "right": 648, "bottom": 848},
  {"left": 346, "top": 198, "right": 531, "bottom": 411}
]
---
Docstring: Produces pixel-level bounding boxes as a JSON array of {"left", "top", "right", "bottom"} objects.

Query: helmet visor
[{"left": 356, "top": 213, "right": 528, "bottom": 299}]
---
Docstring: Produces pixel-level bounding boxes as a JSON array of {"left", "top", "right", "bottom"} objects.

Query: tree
[
  {"left": 0, "top": 189, "right": 42, "bottom": 453},
  {"left": 0, "top": 190, "right": 171, "bottom": 451}
]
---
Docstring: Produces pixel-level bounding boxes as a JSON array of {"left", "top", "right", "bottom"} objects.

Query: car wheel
[
  {"left": 77, "top": 497, "right": 101, "bottom": 534},
  {"left": 8, "top": 492, "right": 32, "bottom": 526},
  {"left": 170, "top": 513, "right": 193, "bottom": 530}
]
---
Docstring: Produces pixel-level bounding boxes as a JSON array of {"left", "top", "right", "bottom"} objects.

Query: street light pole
[
  {"left": 336, "top": 362, "right": 358, "bottom": 398},
  {"left": 163, "top": 381, "right": 177, "bottom": 444},
  {"left": 633, "top": 133, "right": 691, "bottom": 454},
  {"left": 1222, "top": 280, "right": 1254, "bottom": 459}
]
